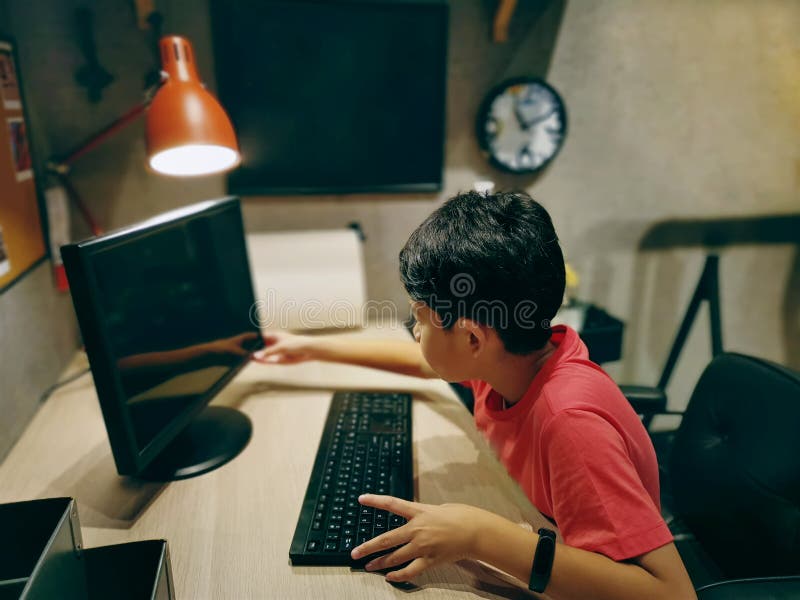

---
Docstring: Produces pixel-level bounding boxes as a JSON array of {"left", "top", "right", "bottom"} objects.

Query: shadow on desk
[
  {"left": 35, "top": 378, "right": 270, "bottom": 529},
  {"left": 43, "top": 441, "right": 166, "bottom": 529},
  {"left": 373, "top": 560, "right": 537, "bottom": 600}
]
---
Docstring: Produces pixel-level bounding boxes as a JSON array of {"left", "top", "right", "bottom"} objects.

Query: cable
[{"left": 39, "top": 367, "right": 91, "bottom": 404}]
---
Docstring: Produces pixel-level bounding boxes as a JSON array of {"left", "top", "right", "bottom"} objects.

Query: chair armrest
[
  {"left": 619, "top": 384, "right": 667, "bottom": 416},
  {"left": 696, "top": 576, "right": 800, "bottom": 599}
]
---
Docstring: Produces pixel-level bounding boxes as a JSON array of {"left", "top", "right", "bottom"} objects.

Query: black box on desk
[
  {"left": 0, "top": 497, "right": 174, "bottom": 600},
  {"left": 581, "top": 304, "right": 625, "bottom": 365}
]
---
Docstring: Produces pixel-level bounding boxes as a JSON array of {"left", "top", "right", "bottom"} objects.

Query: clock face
[{"left": 477, "top": 78, "right": 567, "bottom": 174}]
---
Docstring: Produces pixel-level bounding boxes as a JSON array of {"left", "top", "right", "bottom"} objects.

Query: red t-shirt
[{"left": 465, "top": 325, "right": 672, "bottom": 561}]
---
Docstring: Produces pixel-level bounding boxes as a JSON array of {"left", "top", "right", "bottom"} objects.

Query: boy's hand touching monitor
[{"left": 252, "top": 332, "right": 316, "bottom": 365}]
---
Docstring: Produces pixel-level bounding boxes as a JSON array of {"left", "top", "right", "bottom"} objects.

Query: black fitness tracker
[{"left": 529, "top": 527, "right": 557, "bottom": 593}]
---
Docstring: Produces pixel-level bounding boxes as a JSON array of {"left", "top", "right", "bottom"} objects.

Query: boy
[{"left": 255, "top": 191, "right": 696, "bottom": 599}]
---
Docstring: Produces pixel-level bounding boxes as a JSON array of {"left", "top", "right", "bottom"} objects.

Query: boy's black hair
[{"left": 399, "top": 190, "right": 565, "bottom": 354}]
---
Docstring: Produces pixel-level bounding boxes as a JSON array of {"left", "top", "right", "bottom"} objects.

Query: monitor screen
[
  {"left": 211, "top": 0, "right": 449, "bottom": 194},
  {"left": 63, "top": 198, "right": 262, "bottom": 474}
]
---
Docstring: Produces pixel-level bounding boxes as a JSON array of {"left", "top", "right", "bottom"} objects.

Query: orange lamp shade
[{"left": 146, "top": 36, "right": 241, "bottom": 176}]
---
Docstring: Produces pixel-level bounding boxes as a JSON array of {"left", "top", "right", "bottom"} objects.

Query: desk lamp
[
  {"left": 47, "top": 35, "right": 239, "bottom": 234},
  {"left": 46, "top": 35, "right": 239, "bottom": 290}
]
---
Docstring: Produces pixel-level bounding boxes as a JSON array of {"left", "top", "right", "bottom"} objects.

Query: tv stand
[{"left": 138, "top": 406, "right": 252, "bottom": 481}]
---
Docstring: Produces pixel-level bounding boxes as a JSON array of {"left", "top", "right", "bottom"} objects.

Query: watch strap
[{"left": 528, "top": 527, "right": 557, "bottom": 593}]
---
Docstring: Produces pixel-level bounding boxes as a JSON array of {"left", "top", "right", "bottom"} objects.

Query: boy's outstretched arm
[
  {"left": 352, "top": 495, "right": 697, "bottom": 600},
  {"left": 253, "top": 331, "right": 439, "bottom": 379}
]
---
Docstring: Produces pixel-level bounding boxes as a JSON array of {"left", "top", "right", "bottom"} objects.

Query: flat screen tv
[{"left": 210, "top": 0, "right": 449, "bottom": 195}]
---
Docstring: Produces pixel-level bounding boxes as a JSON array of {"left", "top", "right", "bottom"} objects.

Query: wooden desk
[{"left": 0, "top": 325, "right": 556, "bottom": 599}]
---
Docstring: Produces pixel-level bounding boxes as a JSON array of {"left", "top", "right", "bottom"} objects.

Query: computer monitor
[{"left": 61, "top": 197, "right": 263, "bottom": 480}]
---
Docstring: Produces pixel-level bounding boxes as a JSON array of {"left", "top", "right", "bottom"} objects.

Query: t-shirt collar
[{"left": 484, "top": 325, "right": 575, "bottom": 420}]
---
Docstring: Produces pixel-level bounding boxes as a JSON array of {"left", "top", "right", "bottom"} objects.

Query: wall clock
[{"left": 477, "top": 77, "right": 567, "bottom": 174}]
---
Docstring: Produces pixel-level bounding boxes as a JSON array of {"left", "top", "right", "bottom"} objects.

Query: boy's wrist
[
  {"left": 472, "top": 513, "right": 539, "bottom": 567},
  {"left": 306, "top": 336, "right": 332, "bottom": 361},
  {"left": 470, "top": 511, "right": 514, "bottom": 562}
]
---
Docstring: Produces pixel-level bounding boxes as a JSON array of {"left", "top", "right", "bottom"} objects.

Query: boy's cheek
[{"left": 421, "top": 344, "right": 465, "bottom": 382}]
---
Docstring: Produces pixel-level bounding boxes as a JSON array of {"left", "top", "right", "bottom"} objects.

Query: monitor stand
[{"left": 138, "top": 406, "right": 252, "bottom": 481}]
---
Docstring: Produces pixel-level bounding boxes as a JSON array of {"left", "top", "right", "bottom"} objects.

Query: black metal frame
[
  {"left": 624, "top": 254, "right": 724, "bottom": 430},
  {"left": 657, "top": 254, "right": 723, "bottom": 391}
]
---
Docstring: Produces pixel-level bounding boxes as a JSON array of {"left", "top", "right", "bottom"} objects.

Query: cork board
[{"left": 0, "top": 36, "right": 45, "bottom": 292}]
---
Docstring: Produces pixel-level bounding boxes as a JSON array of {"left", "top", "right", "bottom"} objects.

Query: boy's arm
[
  {"left": 253, "top": 332, "right": 439, "bottom": 379},
  {"left": 352, "top": 496, "right": 696, "bottom": 600},
  {"left": 473, "top": 509, "right": 696, "bottom": 600}
]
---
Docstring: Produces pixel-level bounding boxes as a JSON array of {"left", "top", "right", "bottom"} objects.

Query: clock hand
[
  {"left": 524, "top": 110, "right": 555, "bottom": 130},
  {"left": 514, "top": 102, "right": 529, "bottom": 131}
]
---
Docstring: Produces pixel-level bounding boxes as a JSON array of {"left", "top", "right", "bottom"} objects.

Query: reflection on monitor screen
[{"left": 89, "top": 206, "right": 261, "bottom": 453}]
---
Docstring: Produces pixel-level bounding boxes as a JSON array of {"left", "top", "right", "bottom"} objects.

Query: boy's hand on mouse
[
  {"left": 351, "top": 494, "right": 496, "bottom": 582},
  {"left": 252, "top": 332, "right": 316, "bottom": 365}
]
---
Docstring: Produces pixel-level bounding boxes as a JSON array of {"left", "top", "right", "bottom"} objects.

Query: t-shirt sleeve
[
  {"left": 540, "top": 409, "right": 673, "bottom": 561},
  {"left": 458, "top": 380, "right": 474, "bottom": 390}
]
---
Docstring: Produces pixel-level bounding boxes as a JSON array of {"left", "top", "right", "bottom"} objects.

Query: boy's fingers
[
  {"left": 386, "top": 557, "right": 431, "bottom": 582},
  {"left": 358, "top": 494, "right": 420, "bottom": 518},
  {"left": 364, "top": 543, "right": 417, "bottom": 572},
  {"left": 351, "top": 525, "right": 412, "bottom": 560},
  {"left": 251, "top": 352, "right": 285, "bottom": 364},
  {"left": 253, "top": 343, "right": 284, "bottom": 359}
]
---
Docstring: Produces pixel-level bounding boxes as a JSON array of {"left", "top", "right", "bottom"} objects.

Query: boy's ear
[{"left": 458, "top": 318, "right": 487, "bottom": 357}]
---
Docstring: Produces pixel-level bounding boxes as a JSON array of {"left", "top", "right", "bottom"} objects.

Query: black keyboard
[{"left": 289, "top": 391, "right": 413, "bottom": 565}]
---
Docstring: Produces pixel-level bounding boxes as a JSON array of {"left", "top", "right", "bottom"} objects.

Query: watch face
[{"left": 477, "top": 78, "right": 567, "bottom": 174}]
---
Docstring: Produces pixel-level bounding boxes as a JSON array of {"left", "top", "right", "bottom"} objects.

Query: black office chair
[
  {"left": 695, "top": 576, "right": 800, "bottom": 600},
  {"left": 646, "top": 353, "right": 800, "bottom": 596}
]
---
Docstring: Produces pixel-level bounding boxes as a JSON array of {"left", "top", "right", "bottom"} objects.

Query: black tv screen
[{"left": 210, "top": 0, "right": 449, "bottom": 195}]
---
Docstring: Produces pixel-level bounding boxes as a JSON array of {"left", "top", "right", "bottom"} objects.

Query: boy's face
[{"left": 411, "top": 301, "right": 480, "bottom": 382}]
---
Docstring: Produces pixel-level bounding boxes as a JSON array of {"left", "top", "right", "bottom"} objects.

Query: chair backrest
[{"left": 670, "top": 353, "right": 800, "bottom": 578}]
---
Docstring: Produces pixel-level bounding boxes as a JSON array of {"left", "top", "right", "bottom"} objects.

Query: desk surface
[{"left": 0, "top": 324, "right": 555, "bottom": 599}]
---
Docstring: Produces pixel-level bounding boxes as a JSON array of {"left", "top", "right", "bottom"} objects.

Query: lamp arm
[
  {"left": 47, "top": 84, "right": 159, "bottom": 174},
  {"left": 44, "top": 83, "right": 160, "bottom": 237},
  {"left": 52, "top": 171, "right": 103, "bottom": 237}
]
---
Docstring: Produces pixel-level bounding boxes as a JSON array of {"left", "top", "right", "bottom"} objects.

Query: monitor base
[{"left": 137, "top": 406, "right": 252, "bottom": 481}]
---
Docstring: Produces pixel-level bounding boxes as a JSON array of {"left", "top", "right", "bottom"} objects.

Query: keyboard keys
[
  {"left": 390, "top": 515, "right": 406, "bottom": 529},
  {"left": 292, "top": 392, "right": 412, "bottom": 564}
]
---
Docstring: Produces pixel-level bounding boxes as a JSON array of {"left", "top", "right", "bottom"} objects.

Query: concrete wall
[{"left": 2, "top": 0, "right": 798, "bottom": 454}]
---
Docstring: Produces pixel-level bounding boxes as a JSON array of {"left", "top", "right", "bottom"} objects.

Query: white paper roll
[{"left": 246, "top": 229, "right": 367, "bottom": 331}]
